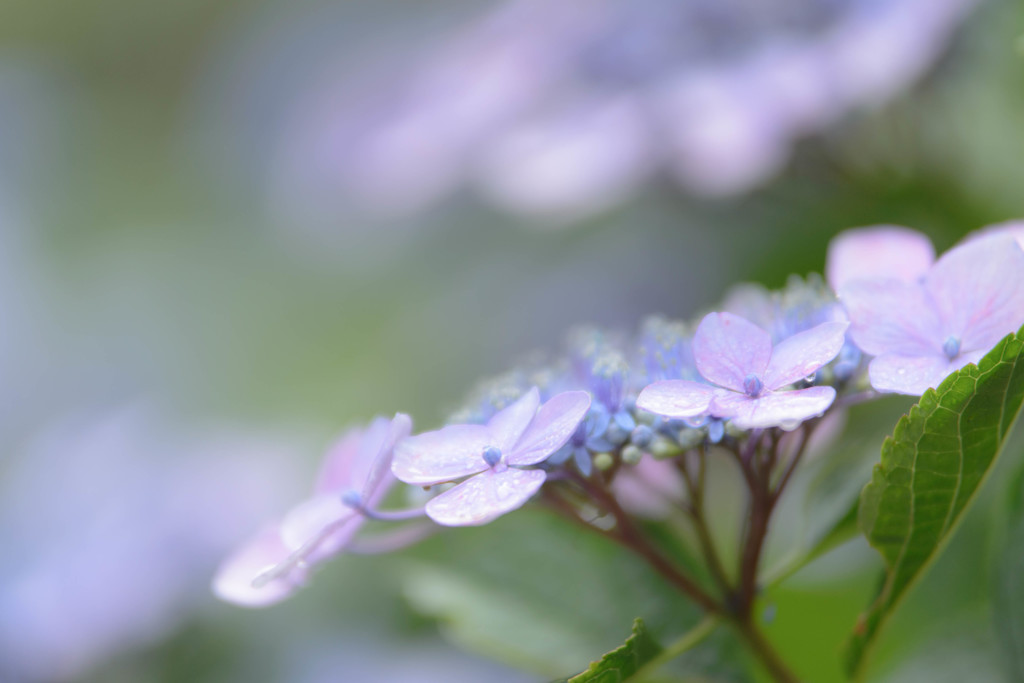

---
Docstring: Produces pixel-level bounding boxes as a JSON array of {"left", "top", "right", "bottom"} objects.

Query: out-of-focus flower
[
  {"left": 214, "top": 414, "right": 414, "bottom": 607},
  {"left": 548, "top": 331, "right": 636, "bottom": 475},
  {"left": 840, "top": 234, "right": 1024, "bottom": 395},
  {"left": 638, "top": 312, "right": 847, "bottom": 429},
  {"left": 251, "top": 0, "right": 977, "bottom": 223},
  {"left": 722, "top": 274, "right": 847, "bottom": 343},
  {"left": 0, "top": 408, "right": 304, "bottom": 682},
  {"left": 633, "top": 316, "right": 697, "bottom": 386},
  {"left": 611, "top": 454, "right": 686, "bottom": 519},
  {"left": 392, "top": 388, "right": 590, "bottom": 526}
]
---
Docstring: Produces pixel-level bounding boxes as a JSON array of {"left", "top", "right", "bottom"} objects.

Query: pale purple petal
[
  {"left": 925, "top": 235, "right": 1024, "bottom": 353},
  {"left": 357, "top": 413, "right": 412, "bottom": 501},
  {"left": 839, "top": 279, "right": 943, "bottom": 356},
  {"left": 391, "top": 424, "right": 491, "bottom": 485},
  {"left": 313, "top": 428, "right": 363, "bottom": 495},
  {"left": 764, "top": 320, "right": 849, "bottom": 390},
  {"left": 212, "top": 527, "right": 308, "bottom": 608},
  {"left": 711, "top": 386, "right": 836, "bottom": 429},
  {"left": 424, "top": 468, "right": 547, "bottom": 526},
  {"left": 867, "top": 353, "right": 955, "bottom": 395},
  {"left": 826, "top": 225, "right": 935, "bottom": 290},
  {"left": 987, "top": 220, "right": 1024, "bottom": 249},
  {"left": 508, "top": 390, "right": 591, "bottom": 466},
  {"left": 485, "top": 387, "right": 539, "bottom": 452},
  {"left": 965, "top": 220, "right": 1024, "bottom": 250},
  {"left": 279, "top": 494, "right": 362, "bottom": 561},
  {"left": 635, "top": 380, "right": 715, "bottom": 418},
  {"left": 693, "top": 312, "right": 772, "bottom": 391}
]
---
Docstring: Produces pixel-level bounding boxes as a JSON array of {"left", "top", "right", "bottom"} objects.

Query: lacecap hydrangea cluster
[{"left": 215, "top": 221, "right": 1024, "bottom": 607}]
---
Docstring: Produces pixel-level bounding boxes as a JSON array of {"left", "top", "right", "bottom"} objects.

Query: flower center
[
  {"left": 743, "top": 373, "right": 763, "bottom": 398},
  {"left": 943, "top": 335, "right": 961, "bottom": 360},
  {"left": 482, "top": 446, "right": 503, "bottom": 468}
]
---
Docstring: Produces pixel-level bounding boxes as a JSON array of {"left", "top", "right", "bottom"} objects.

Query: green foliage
[
  {"left": 564, "top": 619, "right": 662, "bottom": 683},
  {"left": 994, "top": 455, "right": 1024, "bottom": 679},
  {"left": 845, "top": 325, "right": 1024, "bottom": 677},
  {"left": 400, "top": 510, "right": 702, "bottom": 678}
]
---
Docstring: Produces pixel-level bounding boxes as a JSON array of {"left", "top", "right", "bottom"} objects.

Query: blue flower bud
[
  {"left": 482, "top": 446, "right": 503, "bottom": 467},
  {"left": 743, "top": 373, "right": 764, "bottom": 398},
  {"left": 943, "top": 335, "right": 961, "bottom": 360},
  {"left": 340, "top": 489, "right": 363, "bottom": 508},
  {"left": 630, "top": 424, "right": 654, "bottom": 448}
]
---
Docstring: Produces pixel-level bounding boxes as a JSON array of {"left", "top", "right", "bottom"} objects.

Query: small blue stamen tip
[
  {"left": 630, "top": 424, "right": 654, "bottom": 448},
  {"left": 743, "top": 373, "right": 763, "bottom": 398},
  {"left": 943, "top": 335, "right": 961, "bottom": 360},
  {"left": 482, "top": 446, "right": 503, "bottom": 467},
  {"left": 340, "top": 489, "right": 362, "bottom": 508}
]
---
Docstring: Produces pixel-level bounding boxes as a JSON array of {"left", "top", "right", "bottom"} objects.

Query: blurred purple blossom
[
  {"left": 0, "top": 407, "right": 305, "bottom": 681},
  {"left": 840, "top": 233, "right": 1024, "bottom": 395},
  {"left": 638, "top": 312, "right": 847, "bottom": 429},
  {"left": 253, "top": 0, "right": 977, "bottom": 223},
  {"left": 722, "top": 275, "right": 847, "bottom": 344},
  {"left": 392, "top": 388, "right": 590, "bottom": 526},
  {"left": 214, "top": 414, "right": 414, "bottom": 607}
]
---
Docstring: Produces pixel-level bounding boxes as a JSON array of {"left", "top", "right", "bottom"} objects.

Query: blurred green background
[{"left": 1, "top": 0, "right": 1023, "bottom": 681}]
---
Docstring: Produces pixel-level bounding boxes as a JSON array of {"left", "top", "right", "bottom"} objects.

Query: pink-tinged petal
[
  {"left": 867, "top": 353, "right": 955, "bottom": 396},
  {"left": 509, "top": 390, "right": 591, "bottom": 466},
  {"left": 612, "top": 455, "right": 686, "bottom": 519},
  {"left": 926, "top": 235, "right": 1024, "bottom": 353},
  {"left": 424, "top": 468, "right": 547, "bottom": 526},
  {"left": 712, "top": 387, "right": 836, "bottom": 429},
  {"left": 965, "top": 220, "right": 1024, "bottom": 250},
  {"left": 826, "top": 225, "right": 935, "bottom": 290},
  {"left": 764, "top": 320, "right": 849, "bottom": 390},
  {"left": 212, "top": 527, "right": 308, "bottom": 608},
  {"left": 313, "top": 428, "right": 363, "bottom": 495},
  {"left": 391, "top": 424, "right": 490, "bottom": 485},
  {"left": 636, "top": 380, "right": 715, "bottom": 418},
  {"left": 279, "top": 494, "right": 362, "bottom": 561},
  {"left": 485, "top": 387, "right": 540, "bottom": 452},
  {"left": 839, "top": 279, "right": 943, "bottom": 356},
  {"left": 693, "top": 312, "right": 772, "bottom": 391},
  {"left": 357, "top": 413, "right": 412, "bottom": 501}
]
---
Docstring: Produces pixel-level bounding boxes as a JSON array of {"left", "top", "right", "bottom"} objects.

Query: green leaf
[
  {"left": 566, "top": 618, "right": 662, "bottom": 683},
  {"left": 400, "top": 509, "right": 705, "bottom": 678},
  {"left": 845, "top": 325, "right": 1024, "bottom": 677}
]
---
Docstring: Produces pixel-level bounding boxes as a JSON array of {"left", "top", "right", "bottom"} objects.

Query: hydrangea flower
[
  {"left": 392, "top": 388, "right": 590, "bottom": 526},
  {"left": 839, "top": 234, "right": 1024, "bottom": 395},
  {"left": 637, "top": 312, "right": 848, "bottom": 429},
  {"left": 214, "top": 414, "right": 413, "bottom": 607}
]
